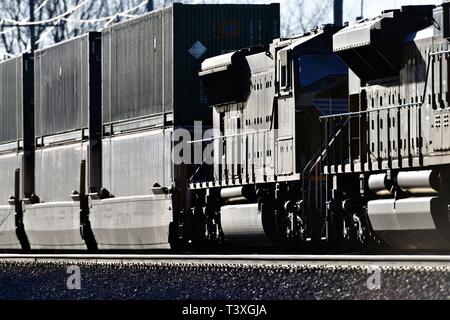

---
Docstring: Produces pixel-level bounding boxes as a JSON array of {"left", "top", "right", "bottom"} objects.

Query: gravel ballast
[{"left": 0, "top": 261, "right": 449, "bottom": 300}]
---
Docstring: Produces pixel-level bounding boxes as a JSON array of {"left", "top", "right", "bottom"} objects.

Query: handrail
[
  {"left": 189, "top": 153, "right": 212, "bottom": 183},
  {"left": 317, "top": 48, "right": 436, "bottom": 174},
  {"left": 300, "top": 118, "right": 351, "bottom": 211},
  {"left": 319, "top": 101, "right": 422, "bottom": 120},
  {"left": 302, "top": 118, "right": 350, "bottom": 177},
  {"left": 188, "top": 129, "right": 271, "bottom": 145}
]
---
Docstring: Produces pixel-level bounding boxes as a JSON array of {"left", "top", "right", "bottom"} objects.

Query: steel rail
[{"left": 1, "top": 254, "right": 450, "bottom": 268}]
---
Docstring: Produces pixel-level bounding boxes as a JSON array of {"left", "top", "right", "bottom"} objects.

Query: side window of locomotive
[
  {"left": 297, "top": 54, "right": 348, "bottom": 87},
  {"left": 280, "top": 65, "right": 287, "bottom": 88},
  {"left": 278, "top": 50, "right": 291, "bottom": 93}
]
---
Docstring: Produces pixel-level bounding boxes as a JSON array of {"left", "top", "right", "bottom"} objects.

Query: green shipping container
[{"left": 102, "top": 3, "right": 280, "bottom": 128}]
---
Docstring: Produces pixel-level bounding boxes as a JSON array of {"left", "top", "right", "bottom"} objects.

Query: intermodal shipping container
[
  {"left": 0, "top": 54, "right": 34, "bottom": 146},
  {"left": 34, "top": 32, "right": 102, "bottom": 137},
  {"left": 102, "top": 3, "right": 280, "bottom": 128},
  {"left": 33, "top": 32, "right": 102, "bottom": 197},
  {"left": 0, "top": 53, "right": 34, "bottom": 250}
]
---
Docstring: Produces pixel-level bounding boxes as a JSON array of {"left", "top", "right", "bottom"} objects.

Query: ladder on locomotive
[{"left": 300, "top": 116, "right": 352, "bottom": 239}]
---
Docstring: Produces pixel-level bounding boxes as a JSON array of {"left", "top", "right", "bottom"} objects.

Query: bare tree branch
[
  {"left": 0, "top": 0, "right": 145, "bottom": 56},
  {"left": 282, "top": 0, "right": 333, "bottom": 37},
  {"left": 0, "top": 0, "right": 334, "bottom": 58}
]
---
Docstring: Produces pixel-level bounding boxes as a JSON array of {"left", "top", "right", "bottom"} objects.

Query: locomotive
[
  {"left": 1, "top": 2, "right": 450, "bottom": 254},
  {"left": 188, "top": 25, "right": 348, "bottom": 250},
  {"left": 325, "top": 3, "right": 450, "bottom": 251}
]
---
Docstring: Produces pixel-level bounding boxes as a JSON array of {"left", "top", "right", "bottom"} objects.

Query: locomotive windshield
[{"left": 298, "top": 54, "right": 347, "bottom": 87}]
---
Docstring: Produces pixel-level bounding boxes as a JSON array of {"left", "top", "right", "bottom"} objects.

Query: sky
[
  {"left": 280, "top": 0, "right": 444, "bottom": 25},
  {"left": 229, "top": 0, "right": 445, "bottom": 36},
  {"left": 343, "top": 0, "right": 442, "bottom": 21},
  {"left": 0, "top": 0, "right": 446, "bottom": 56}
]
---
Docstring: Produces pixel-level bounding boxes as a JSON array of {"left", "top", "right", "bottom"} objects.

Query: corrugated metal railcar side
[
  {"left": 0, "top": 54, "right": 34, "bottom": 251},
  {"left": 92, "top": 4, "right": 280, "bottom": 250},
  {"left": 173, "top": 3, "right": 280, "bottom": 125},
  {"left": 102, "top": 3, "right": 280, "bottom": 128},
  {"left": 24, "top": 33, "right": 101, "bottom": 251}
]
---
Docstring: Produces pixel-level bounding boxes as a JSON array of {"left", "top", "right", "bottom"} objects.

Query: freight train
[{"left": 1, "top": 2, "right": 450, "bottom": 254}]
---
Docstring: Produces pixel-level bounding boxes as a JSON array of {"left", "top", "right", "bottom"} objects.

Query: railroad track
[
  {"left": 1, "top": 254, "right": 450, "bottom": 269},
  {"left": 0, "top": 254, "right": 449, "bottom": 300}
]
